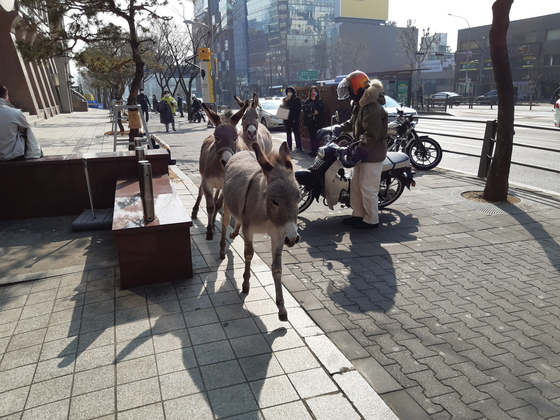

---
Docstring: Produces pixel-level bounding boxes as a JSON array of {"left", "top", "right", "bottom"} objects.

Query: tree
[
  {"left": 17, "top": 0, "right": 170, "bottom": 104},
  {"left": 398, "top": 20, "right": 441, "bottom": 91},
  {"left": 483, "top": 0, "right": 515, "bottom": 202},
  {"left": 74, "top": 29, "right": 137, "bottom": 100}
]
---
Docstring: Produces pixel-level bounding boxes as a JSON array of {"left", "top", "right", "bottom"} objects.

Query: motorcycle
[
  {"left": 385, "top": 109, "right": 442, "bottom": 170},
  {"left": 295, "top": 118, "right": 415, "bottom": 214},
  {"left": 198, "top": 108, "right": 207, "bottom": 122}
]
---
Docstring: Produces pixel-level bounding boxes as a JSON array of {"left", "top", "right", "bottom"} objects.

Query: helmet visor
[{"left": 337, "top": 79, "right": 350, "bottom": 100}]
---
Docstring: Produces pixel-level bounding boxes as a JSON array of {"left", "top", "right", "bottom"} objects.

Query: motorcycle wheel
[
  {"left": 378, "top": 176, "right": 405, "bottom": 209},
  {"left": 298, "top": 185, "right": 314, "bottom": 213},
  {"left": 335, "top": 134, "right": 353, "bottom": 148},
  {"left": 406, "top": 137, "right": 442, "bottom": 170}
]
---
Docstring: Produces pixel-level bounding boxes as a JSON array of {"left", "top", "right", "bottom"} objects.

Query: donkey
[
  {"left": 219, "top": 141, "right": 300, "bottom": 321},
  {"left": 191, "top": 102, "right": 249, "bottom": 240},
  {"left": 234, "top": 94, "right": 273, "bottom": 154}
]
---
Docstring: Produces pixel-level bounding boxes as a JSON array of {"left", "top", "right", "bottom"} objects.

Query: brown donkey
[
  {"left": 219, "top": 142, "right": 300, "bottom": 321},
  {"left": 191, "top": 102, "right": 248, "bottom": 240},
  {"left": 234, "top": 94, "right": 273, "bottom": 154}
]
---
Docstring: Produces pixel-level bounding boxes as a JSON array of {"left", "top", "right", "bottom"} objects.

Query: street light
[{"left": 449, "top": 14, "right": 471, "bottom": 96}]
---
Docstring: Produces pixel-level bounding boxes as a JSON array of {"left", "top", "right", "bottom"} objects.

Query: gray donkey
[
  {"left": 191, "top": 102, "right": 249, "bottom": 240},
  {"left": 220, "top": 141, "right": 300, "bottom": 321},
  {"left": 234, "top": 94, "right": 273, "bottom": 154}
]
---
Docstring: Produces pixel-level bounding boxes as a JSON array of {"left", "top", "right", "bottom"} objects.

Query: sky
[{"left": 387, "top": 0, "right": 560, "bottom": 52}]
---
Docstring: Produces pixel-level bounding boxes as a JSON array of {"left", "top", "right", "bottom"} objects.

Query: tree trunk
[{"left": 483, "top": 0, "right": 515, "bottom": 202}]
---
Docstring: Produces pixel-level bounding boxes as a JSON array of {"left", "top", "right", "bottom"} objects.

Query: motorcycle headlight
[{"left": 317, "top": 147, "right": 325, "bottom": 159}]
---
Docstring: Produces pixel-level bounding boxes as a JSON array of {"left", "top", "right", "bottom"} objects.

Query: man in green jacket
[{"left": 337, "top": 71, "right": 388, "bottom": 230}]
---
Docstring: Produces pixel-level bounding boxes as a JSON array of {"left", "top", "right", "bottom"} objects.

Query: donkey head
[
  {"left": 203, "top": 102, "right": 249, "bottom": 166},
  {"left": 235, "top": 93, "right": 260, "bottom": 142},
  {"left": 252, "top": 141, "right": 300, "bottom": 247}
]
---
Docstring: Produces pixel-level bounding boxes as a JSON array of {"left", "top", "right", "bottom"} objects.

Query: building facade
[
  {"left": 454, "top": 13, "right": 560, "bottom": 101},
  {"left": 194, "top": 0, "right": 417, "bottom": 104},
  {"left": 0, "top": 1, "right": 74, "bottom": 117}
]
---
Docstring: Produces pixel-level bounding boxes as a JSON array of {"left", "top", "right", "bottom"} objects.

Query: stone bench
[
  {"left": 112, "top": 174, "right": 193, "bottom": 288},
  {"left": 0, "top": 150, "right": 170, "bottom": 220}
]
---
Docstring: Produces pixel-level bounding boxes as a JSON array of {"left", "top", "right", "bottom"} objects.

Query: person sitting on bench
[{"left": 0, "top": 84, "right": 43, "bottom": 161}]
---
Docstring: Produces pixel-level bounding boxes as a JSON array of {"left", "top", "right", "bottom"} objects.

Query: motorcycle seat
[{"left": 383, "top": 152, "right": 410, "bottom": 171}]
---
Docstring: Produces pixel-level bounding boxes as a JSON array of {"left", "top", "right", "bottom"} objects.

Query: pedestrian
[
  {"left": 337, "top": 71, "right": 388, "bottom": 230},
  {"left": 191, "top": 94, "right": 202, "bottom": 123},
  {"left": 158, "top": 91, "right": 176, "bottom": 132},
  {"left": 281, "top": 86, "right": 302, "bottom": 151},
  {"left": 137, "top": 89, "right": 150, "bottom": 123},
  {"left": 416, "top": 86, "right": 424, "bottom": 109},
  {"left": 302, "top": 86, "right": 326, "bottom": 157},
  {"left": 152, "top": 95, "right": 158, "bottom": 113},
  {"left": 0, "top": 84, "right": 43, "bottom": 161},
  {"left": 177, "top": 94, "right": 184, "bottom": 117}
]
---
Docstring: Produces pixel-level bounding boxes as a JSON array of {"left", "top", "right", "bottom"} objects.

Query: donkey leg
[
  {"left": 271, "top": 235, "right": 287, "bottom": 321},
  {"left": 219, "top": 204, "right": 231, "bottom": 260},
  {"left": 203, "top": 187, "right": 215, "bottom": 240},
  {"left": 191, "top": 186, "right": 203, "bottom": 219},
  {"left": 242, "top": 232, "right": 254, "bottom": 294},
  {"left": 230, "top": 220, "right": 241, "bottom": 239},
  {"left": 212, "top": 190, "right": 223, "bottom": 233}
]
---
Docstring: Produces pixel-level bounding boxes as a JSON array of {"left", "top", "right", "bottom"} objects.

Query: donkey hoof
[
  {"left": 242, "top": 284, "right": 250, "bottom": 294},
  {"left": 191, "top": 212, "right": 198, "bottom": 220},
  {"left": 278, "top": 309, "right": 288, "bottom": 322},
  {"left": 220, "top": 251, "right": 226, "bottom": 260},
  {"left": 206, "top": 231, "right": 214, "bottom": 241},
  {"left": 229, "top": 232, "right": 238, "bottom": 239}
]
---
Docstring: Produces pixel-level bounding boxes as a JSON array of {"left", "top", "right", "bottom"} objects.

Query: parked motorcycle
[
  {"left": 385, "top": 109, "right": 442, "bottom": 170},
  {"left": 295, "top": 124, "right": 415, "bottom": 214}
]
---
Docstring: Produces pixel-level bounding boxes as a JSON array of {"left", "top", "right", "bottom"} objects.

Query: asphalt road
[{"left": 415, "top": 105, "right": 560, "bottom": 194}]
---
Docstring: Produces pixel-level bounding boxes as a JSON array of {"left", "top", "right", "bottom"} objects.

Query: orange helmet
[{"left": 337, "top": 71, "right": 369, "bottom": 100}]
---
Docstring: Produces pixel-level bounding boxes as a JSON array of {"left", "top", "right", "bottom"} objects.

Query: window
[
  {"left": 543, "top": 54, "right": 560, "bottom": 66},
  {"left": 546, "top": 28, "right": 560, "bottom": 41},
  {"left": 512, "top": 32, "right": 537, "bottom": 43}
]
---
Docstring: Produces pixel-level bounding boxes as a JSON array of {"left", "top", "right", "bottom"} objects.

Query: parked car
[
  {"left": 555, "top": 99, "right": 560, "bottom": 128},
  {"left": 383, "top": 95, "right": 418, "bottom": 121},
  {"left": 431, "top": 91, "right": 463, "bottom": 105},
  {"left": 476, "top": 90, "right": 499, "bottom": 105},
  {"left": 257, "top": 98, "right": 284, "bottom": 128}
]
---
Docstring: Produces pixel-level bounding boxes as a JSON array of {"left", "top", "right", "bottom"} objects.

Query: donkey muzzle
[
  {"left": 247, "top": 125, "right": 257, "bottom": 140},
  {"left": 217, "top": 147, "right": 235, "bottom": 167},
  {"left": 284, "top": 234, "right": 300, "bottom": 247}
]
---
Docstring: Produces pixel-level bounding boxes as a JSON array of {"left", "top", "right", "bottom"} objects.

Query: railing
[{"left": 414, "top": 115, "right": 560, "bottom": 177}]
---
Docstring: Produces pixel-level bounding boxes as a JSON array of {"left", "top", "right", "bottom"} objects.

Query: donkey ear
[
  {"left": 230, "top": 102, "right": 249, "bottom": 126},
  {"left": 252, "top": 142, "right": 273, "bottom": 172},
  {"left": 279, "top": 142, "right": 293, "bottom": 169},
  {"left": 252, "top": 93, "right": 259, "bottom": 109},
  {"left": 234, "top": 95, "right": 244, "bottom": 108},
  {"left": 202, "top": 103, "right": 221, "bottom": 126}
]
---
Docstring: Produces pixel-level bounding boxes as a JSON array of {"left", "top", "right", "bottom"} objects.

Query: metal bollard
[
  {"left": 135, "top": 146, "right": 145, "bottom": 161},
  {"left": 137, "top": 160, "right": 155, "bottom": 223}
]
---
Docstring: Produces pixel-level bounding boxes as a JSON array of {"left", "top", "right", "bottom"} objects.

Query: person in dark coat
[
  {"left": 191, "top": 94, "right": 202, "bottom": 123},
  {"left": 302, "top": 86, "right": 326, "bottom": 157},
  {"left": 281, "top": 86, "right": 302, "bottom": 151},
  {"left": 152, "top": 95, "right": 158, "bottom": 113},
  {"left": 137, "top": 89, "right": 150, "bottom": 123},
  {"left": 177, "top": 94, "right": 184, "bottom": 117}
]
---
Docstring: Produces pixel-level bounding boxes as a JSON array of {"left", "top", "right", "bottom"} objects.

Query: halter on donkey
[{"left": 191, "top": 102, "right": 249, "bottom": 240}]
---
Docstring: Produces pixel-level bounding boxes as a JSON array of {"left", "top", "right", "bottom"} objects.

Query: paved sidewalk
[
  {"left": 1, "top": 108, "right": 560, "bottom": 419},
  {"left": 0, "top": 110, "right": 397, "bottom": 419}
]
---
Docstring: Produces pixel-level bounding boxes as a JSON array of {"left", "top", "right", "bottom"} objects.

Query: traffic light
[{"left": 198, "top": 48, "right": 211, "bottom": 61}]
